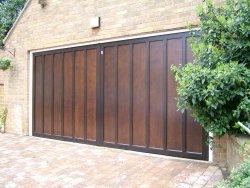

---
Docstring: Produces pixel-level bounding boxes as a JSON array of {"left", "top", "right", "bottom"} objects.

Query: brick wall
[
  {"left": 0, "top": 85, "right": 4, "bottom": 107},
  {"left": 213, "top": 135, "right": 228, "bottom": 166},
  {"left": 0, "top": 51, "right": 6, "bottom": 133},
  {"left": 0, "top": 50, "right": 6, "bottom": 85},
  {"left": 0, "top": 51, "right": 6, "bottom": 109}
]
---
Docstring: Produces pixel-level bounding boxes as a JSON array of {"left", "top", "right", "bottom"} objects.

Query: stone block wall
[
  {"left": 227, "top": 135, "right": 250, "bottom": 171},
  {"left": 212, "top": 134, "right": 250, "bottom": 169},
  {"left": 213, "top": 135, "right": 228, "bottom": 166}
]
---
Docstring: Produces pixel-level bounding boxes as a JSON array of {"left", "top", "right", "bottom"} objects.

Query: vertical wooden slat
[
  {"left": 84, "top": 49, "right": 87, "bottom": 139},
  {"left": 163, "top": 39, "right": 167, "bottom": 150},
  {"left": 100, "top": 47, "right": 104, "bottom": 143},
  {"left": 74, "top": 50, "right": 85, "bottom": 139},
  {"left": 63, "top": 52, "right": 73, "bottom": 137},
  {"left": 187, "top": 110, "right": 203, "bottom": 152},
  {"left": 96, "top": 45, "right": 101, "bottom": 144},
  {"left": 130, "top": 44, "right": 133, "bottom": 146},
  {"left": 146, "top": 42, "right": 150, "bottom": 148},
  {"left": 186, "top": 39, "right": 203, "bottom": 153},
  {"left": 52, "top": 54, "right": 55, "bottom": 135},
  {"left": 117, "top": 45, "right": 130, "bottom": 145},
  {"left": 34, "top": 56, "right": 43, "bottom": 133},
  {"left": 86, "top": 49, "right": 97, "bottom": 141},
  {"left": 149, "top": 41, "right": 164, "bottom": 149},
  {"left": 72, "top": 51, "right": 76, "bottom": 138},
  {"left": 44, "top": 54, "right": 53, "bottom": 134},
  {"left": 115, "top": 45, "right": 118, "bottom": 144},
  {"left": 133, "top": 43, "right": 147, "bottom": 147},
  {"left": 61, "top": 53, "right": 64, "bottom": 137},
  {"left": 103, "top": 46, "right": 116, "bottom": 143},
  {"left": 42, "top": 55, "right": 45, "bottom": 134},
  {"left": 53, "top": 53, "right": 63, "bottom": 136},
  {"left": 167, "top": 38, "right": 183, "bottom": 151}
]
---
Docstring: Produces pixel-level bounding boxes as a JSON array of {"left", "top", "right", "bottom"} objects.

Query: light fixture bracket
[
  {"left": 38, "top": 0, "right": 47, "bottom": 8},
  {"left": 2, "top": 47, "right": 15, "bottom": 57}
]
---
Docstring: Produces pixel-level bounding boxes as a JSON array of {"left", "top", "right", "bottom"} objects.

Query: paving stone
[
  {"left": 203, "top": 166, "right": 219, "bottom": 176},
  {"left": 193, "top": 178, "right": 207, "bottom": 185},
  {"left": 199, "top": 175, "right": 212, "bottom": 181},
  {"left": 174, "top": 182, "right": 191, "bottom": 188},
  {"left": 0, "top": 134, "right": 224, "bottom": 187},
  {"left": 191, "top": 184, "right": 204, "bottom": 188},
  {"left": 184, "top": 175, "right": 199, "bottom": 184},
  {"left": 204, "top": 185, "right": 216, "bottom": 188}
]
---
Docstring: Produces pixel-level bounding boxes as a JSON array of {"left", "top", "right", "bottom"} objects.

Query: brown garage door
[{"left": 33, "top": 32, "right": 208, "bottom": 160}]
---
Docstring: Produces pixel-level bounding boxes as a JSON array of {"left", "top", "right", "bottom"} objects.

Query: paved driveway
[{"left": 0, "top": 134, "right": 223, "bottom": 188}]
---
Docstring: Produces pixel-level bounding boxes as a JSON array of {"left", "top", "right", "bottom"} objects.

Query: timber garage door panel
[
  {"left": 33, "top": 32, "right": 208, "bottom": 160},
  {"left": 33, "top": 48, "right": 98, "bottom": 142}
]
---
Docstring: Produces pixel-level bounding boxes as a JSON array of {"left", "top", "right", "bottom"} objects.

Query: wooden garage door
[
  {"left": 33, "top": 32, "right": 208, "bottom": 160},
  {"left": 33, "top": 47, "right": 98, "bottom": 144}
]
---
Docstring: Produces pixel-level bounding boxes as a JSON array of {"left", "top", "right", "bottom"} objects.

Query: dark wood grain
[
  {"left": 186, "top": 110, "right": 202, "bottom": 153},
  {"left": 53, "top": 53, "right": 63, "bottom": 136},
  {"left": 44, "top": 55, "right": 53, "bottom": 135},
  {"left": 133, "top": 43, "right": 147, "bottom": 147},
  {"left": 186, "top": 40, "right": 202, "bottom": 153},
  {"left": 167, "top": 38, "right": 183, "bottom": 151},
  {"left": 34, "top": 56, "right": 43, "bottom": 134},
  {"left": 117, "top": 45, "right": 130, "bottom": 145},
  {"left": 86, "top": 49, "right": 97, "bottom": 141},
  {"left": 149, "top": 41, "right": 164, "bottom": 149},
  {"left": 63, "top": 52, "right": 73, "bottom": 137},
  {"left": 74, "top": 50, "right": 85, "bottom": 139},
  {"left": 103, "top": 47, "right": 116, "bottom": 143},
  {"left": 33, "top": 33, "right": 207, "bottom": 160}
]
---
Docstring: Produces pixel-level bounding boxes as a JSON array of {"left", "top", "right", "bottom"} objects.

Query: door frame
[{"left": 29, "top": 28, "right": 212, "bottom": 161}]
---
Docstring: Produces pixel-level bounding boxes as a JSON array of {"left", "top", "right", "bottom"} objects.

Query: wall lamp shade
[
  {"left": 90, "top": 17, "right": 100, "bottom": 28},
  {"left": 38, "top": 0, "right": 47, "bottom": 8}
]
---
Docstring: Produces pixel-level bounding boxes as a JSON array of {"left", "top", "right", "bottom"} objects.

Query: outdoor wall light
[
  {"left": 90, "top": 17, "right": 100, "bottom": 29},
  {"left": 38, "top": 0, "right": 47, "bottom": 8}
]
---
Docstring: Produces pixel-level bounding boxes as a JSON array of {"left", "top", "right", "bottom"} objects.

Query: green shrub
[
  {"left": 172, "top": 62, "right": 250, "bottom": 137},
  {"left": 0, "top": 0, "right": 26, "bottom": 46},
  {"left": 218, "top": 160, "right": 250, "bottom": 188},
  {"left": 0, "top": 57, "right": 13, "bottom": 70},
  {"left": 171, "top": 0, "right": 250, "bottom": 138},
  {"left": 0, "top": 108, "right": 7, "bottom": 130},
  {"left": 191, "top": 0, "right": 250, "bottom": 69}
]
